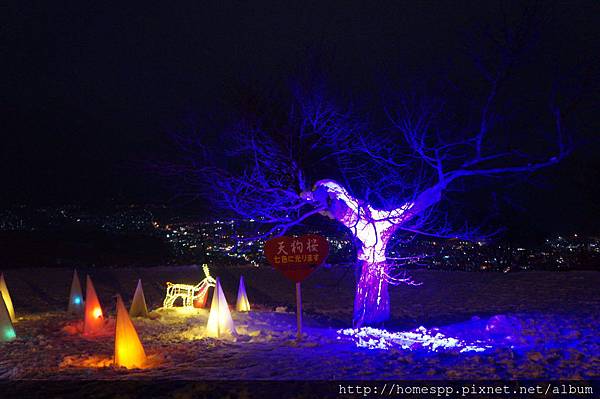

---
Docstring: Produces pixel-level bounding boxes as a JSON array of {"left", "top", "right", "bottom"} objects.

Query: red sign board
[{"left": 264, "top": 234, "right": 329, "bottom": 283}]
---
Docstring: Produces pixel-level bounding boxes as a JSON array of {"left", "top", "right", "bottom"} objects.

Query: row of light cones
[
  {"left": 73, "top": 272, "right": 252, "bottom": 363},
  {"left": 68, "top": 270, "right": 150, "bottom": 320},
  {"left": 0, "top": 270, "right": 251, "bottom": 368},
  {"left": 70, "top": 271, "right": 150, "bottom": 368},
  {"left": 0, "top": 270, "right": 150, "bottom": 368}
]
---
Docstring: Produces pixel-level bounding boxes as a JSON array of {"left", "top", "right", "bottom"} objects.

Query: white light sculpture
[{"left": 163, "top": 264, "right": 216, "bottom": 308}]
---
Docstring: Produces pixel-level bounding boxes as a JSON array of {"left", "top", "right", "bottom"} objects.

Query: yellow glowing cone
[
  {"left": 236, "top": 276, "right": 250, "bottom": 312},
  {"left": 0, "top": 274, "right": 15, "bottom": 323},
  {"left": 68, "top": 269, "right": 84, "bottom": 315},
  {"left": 0, "top": 294, "right": 16, "bottom": 342},
  {"left": 129, "top": 279, "right": 149, "bottom": 318},
  {"left": 206, "top": 278, "right": 236, "bottom": 338},
  {"left": 84, "top": 276, "right": 104, "bottom": 335},
  {"left": 114, "top": 295, "right": 147, "bottom": 369}
]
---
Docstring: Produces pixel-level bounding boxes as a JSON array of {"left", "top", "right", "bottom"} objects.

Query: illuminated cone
[
  {"left": 68, "top": 269, "right": 84, "bottom": 315},
  {"left": 115, "top": 295, "right": 147, "bottom": 369},
  {"left": 206, "top": 278, "right": 236, "bottom": 338},
  {"left": 0, "top": 274, "right": 15, "bottom": 323},
  {"left": 194, "top": 264, "right": 215, "bottom": 308},
  {"left": 83, "top": 276, "right": 104, "bottom": 335},
  {"left": 0, "top": 294, "right": 16, "bottom": 342},
  {"left": 192, "top": 284, "right": 210, "bottom": 308},
  {"left": 129, "top": 279, "right": 149, "bottom": 318},
  {"left": 236, "top": 276, "right": 250, "bottom": 312}
]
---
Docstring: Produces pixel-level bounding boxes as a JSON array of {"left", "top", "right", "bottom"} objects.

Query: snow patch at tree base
[{"left": 337, "top": 326, "right": 492, "bottom": 353}]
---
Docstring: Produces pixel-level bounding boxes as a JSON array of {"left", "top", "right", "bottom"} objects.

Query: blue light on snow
[{"left": 337, "top": 326, "right": 492, "bottom": 353}]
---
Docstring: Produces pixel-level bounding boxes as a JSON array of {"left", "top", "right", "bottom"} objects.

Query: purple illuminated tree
[{"left": 163, "top": 14, "right": 576, "bottom": 326}]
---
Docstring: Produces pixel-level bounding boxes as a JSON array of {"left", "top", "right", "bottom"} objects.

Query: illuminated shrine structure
[
  {"left": 0, "top": 274, "right": 16, "bottom": 323},
  {"left": 206, "top": 277, "right": 236, "bottom": 338},
  {"left": 68, "top": 269, "right": 84, "bottom": 315},
  {"left": 114, "top": 295, "right": 147, "bottom": 369},
  {"left": 84, "top": 275, "right": 105, "bottom": 335},
  {"left": 163, "top": 264, "right": 215, "bottom": 308},
  {"left": 236, "top": 275, "right": 250, "bottom": 312},
  {"left": 129, "top": 279, "right": 149, "bottom": 318}
]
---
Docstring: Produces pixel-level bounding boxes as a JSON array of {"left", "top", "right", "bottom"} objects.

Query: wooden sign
[{"left": 264, "top": 234, "right": 329, "bottom": 283}]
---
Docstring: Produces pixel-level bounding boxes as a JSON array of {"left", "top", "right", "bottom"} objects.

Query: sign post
[
  {"left": 264, "top": 234, "right": 329, "bottom": 341},
  {"left": 295, "top": 282, "right": 302, "bottom": 340}
]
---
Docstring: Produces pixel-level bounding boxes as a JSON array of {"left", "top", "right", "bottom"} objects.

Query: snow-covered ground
[{"left": 1, "top": 265, "right": 599, "bottom": 379}]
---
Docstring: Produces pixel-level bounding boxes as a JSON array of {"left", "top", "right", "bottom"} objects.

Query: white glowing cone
[
  {"left": 68, "top": 269, "right": 84, "bottom": 315},
  {"left": 206, "top": 278, "right": 236, "bottom": 338},
  {"left": 0, "top": 294, "right": 16, "bottom": 342},
  {"left": 236, "top": 276, "right": 250, "bottom": 312},
  {"left": 129, "top": 279, "right": 149, "bottom": 318},
  {"left": 0, "top": 274, "right": 16, "bottom": 323}
]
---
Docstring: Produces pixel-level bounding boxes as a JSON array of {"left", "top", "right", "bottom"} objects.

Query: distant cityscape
[{"left": 1, "top": 204, "right": 599, "bottom": 271}]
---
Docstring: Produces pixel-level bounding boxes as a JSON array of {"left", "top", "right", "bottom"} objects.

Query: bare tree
[{"left": 161, "top": 11, "right": 574, "bottom": 326}]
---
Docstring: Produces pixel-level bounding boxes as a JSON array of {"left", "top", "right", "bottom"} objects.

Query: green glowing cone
[{"left": 0, "top": 294, "right": 16, "bottom": 342}]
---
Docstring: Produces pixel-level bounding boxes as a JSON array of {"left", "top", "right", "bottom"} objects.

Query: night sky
[{"left": 3, "top": 2, "right": 599, "bottom": 239}]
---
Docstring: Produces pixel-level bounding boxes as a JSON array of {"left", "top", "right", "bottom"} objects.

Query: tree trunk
[{"left": 353, "top": 259, "right": 390, "bottom": 327}]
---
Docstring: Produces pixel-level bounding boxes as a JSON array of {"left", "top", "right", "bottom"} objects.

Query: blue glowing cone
[
  {"left": 236, "top": 276, "right": 250, "bottom": 312},
  {"left": 68, "top": 269, "right": 84, "bottom": 315}
]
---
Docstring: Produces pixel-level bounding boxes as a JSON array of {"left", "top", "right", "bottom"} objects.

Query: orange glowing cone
[
  {"left": 68, "top": 269, "right": 84, "bottom": 315},
  {"left": 115, "top": 295, "right": 147, "bottom": 369},
  {"left": 236, "top": 276, "right": 250, "bottom": 312},
  {"left": 0, "top": 274, "right": 15, "bottom": 323},
  {"left": 129, "top": 279, "right": 149, "bottom": 318},
  {"left": 206, "top": 278, "right": 236, "bottom": 338},
  {"left": 0, "top": 294, "right": 16, "bottom": 342},
  {"left": 83, "top": 276, "right": 104, "bottom": 335}
]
